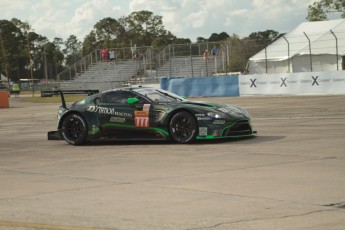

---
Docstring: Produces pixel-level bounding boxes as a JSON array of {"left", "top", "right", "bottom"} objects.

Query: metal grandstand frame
[{"left": 56, "top": 41, "right": 231, "bottom": 90}]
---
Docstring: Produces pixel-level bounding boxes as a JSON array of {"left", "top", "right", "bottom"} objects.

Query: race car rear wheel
[
  {"left": 61, "top": 113, "right": 87, "bottom": 145},
  {"left": 169, "top": 111, "right": 197, "bottom": 144}
]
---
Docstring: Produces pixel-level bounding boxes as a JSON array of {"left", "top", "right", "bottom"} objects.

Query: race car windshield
[{"left": 134, "top": 88, "right": 186, "bottom": 103}]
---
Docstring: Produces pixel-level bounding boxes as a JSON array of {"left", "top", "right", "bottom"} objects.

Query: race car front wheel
[
  {"left": 169, "top": 111, "right": 197, "bottom": 144},
  {"left": 61, "top": 113, "right": 88, "bottom": 145}
]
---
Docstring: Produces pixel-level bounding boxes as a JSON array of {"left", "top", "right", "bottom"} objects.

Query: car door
[{"left": 97, "top": 90, "right": 153, "bottom": 138}]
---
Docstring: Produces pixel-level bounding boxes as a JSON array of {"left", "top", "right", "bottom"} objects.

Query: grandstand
[
  {"left": 57, "top": 42, "right": 228, "bottom": 92},
  {"left": 155, "top": 56, "right": 223, "bottom": 78},
  {"left": 60, "top": 60, "right": 143, "bottom": 91}
]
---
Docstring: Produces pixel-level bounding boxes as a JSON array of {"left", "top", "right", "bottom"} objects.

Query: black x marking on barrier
[
  {"left": 280, "top": 78, "right": 287, "bottom": 87},
  {"left": 312, "top": 76, "right": 319, "bottom": 86},
  {"left": 250, "top": 79, "right": 257, "bottom": 88}
]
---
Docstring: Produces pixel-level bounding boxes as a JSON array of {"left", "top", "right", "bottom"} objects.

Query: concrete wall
[
  {"left": 239, "top": 71, "right": 345, "bottom": 95},
  {"left": 160, "top": 76, "right": 239, "bottom": 97},
  {"left": 158, "top": 71, "right": 345, "bottom": 97}
]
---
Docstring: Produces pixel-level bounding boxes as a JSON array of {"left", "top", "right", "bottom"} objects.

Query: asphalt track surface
[{"left": 0, "top": 95, "right": 344, "bottom": 230}]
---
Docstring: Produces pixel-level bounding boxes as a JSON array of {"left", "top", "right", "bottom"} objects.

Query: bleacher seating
[
  {"left": 154, "top": 56, "right": 223, "bottom": 78},
  {"left": 61, "top": 60, "right": 141, "bottom": 92},
  {"left": 59, "top": 47, "right": 225, "bottom": 92}
]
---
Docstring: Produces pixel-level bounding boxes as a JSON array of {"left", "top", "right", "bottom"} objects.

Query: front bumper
[{"left": 47, "top": 131, "right": 61, "bottom": 140}]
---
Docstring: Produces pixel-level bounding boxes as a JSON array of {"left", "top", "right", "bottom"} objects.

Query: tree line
[
  {"left": 0, "top": 10, "right": 284, "bottom": 83},
  {"left": 0, "top": 0, "right": 342, "bottom": 83}
]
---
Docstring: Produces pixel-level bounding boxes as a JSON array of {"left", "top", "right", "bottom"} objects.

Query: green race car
[{"left": 48, "top": 87, "right": 256, "bottom": 145}]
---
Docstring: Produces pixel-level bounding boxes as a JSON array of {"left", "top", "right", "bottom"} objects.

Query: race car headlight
[
  {"left": 231, "top": 107, "right": 250, "bottom": 118},
  {"left": 207, "top": 112, "right": 226, "bottom": 119}
]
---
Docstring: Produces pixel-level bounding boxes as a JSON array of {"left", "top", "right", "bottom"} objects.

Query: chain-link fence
[
  {"left": 52, "top": 28, "right": 345, "bottom": 90},
  {"left": 55, "top": 42, "right": 233, "bottom": 88},
  {"left": 151, "top": 41, "right": 231, "bottom": 79},
  {"left": 248, "top": 30, "right": 345, "bottom": 74}
]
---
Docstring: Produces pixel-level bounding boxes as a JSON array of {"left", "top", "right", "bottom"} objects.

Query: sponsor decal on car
[
  {"left": 135, "top": 111, "right": 149, "bottom": 127},
  {"left": 199, "top": 127, "right": 208, "bottom": 136},
  {"left": 213, "top": 120, "right": 225, "bottom": 125},
  {"left": 87, "top": 106, "right": 132, "bottom": 117},
  {"left": 134, "top": 104, "right": 151, "bottom": 127},
  {"left": 143, "top": 104, "right": 150, "bottom": 112},
  {"left": 197, "top": 117, "right": 212, "bottom": 121},
  {"left": 110, "top": 116, "right": 126, "bottom": 123}
]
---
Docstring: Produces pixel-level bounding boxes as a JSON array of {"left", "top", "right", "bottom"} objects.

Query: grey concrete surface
[{"left": 0, "top": 95, "right": 344, "bottom": 230}]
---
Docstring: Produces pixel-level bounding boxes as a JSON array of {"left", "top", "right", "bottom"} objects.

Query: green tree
[
  {"left": 63, "top": 35, "right": 82, "bottom": 67},
  {"left": 82, "top": 11, "right": 176, "bottom": 53},
  {"left": 82, "top": 31, "right": 98, "bottom": 56},
  {"left": 0, "top": 19, "right": 28, "bottom": 83},
  {"left": 93, "top": 17, "right": 126, "bottom": 48},
  {"left": 243, "top": 30, "right": 282, "bottom": 62},
  {"left": 307, "top": 0, "right": 345, "bottom": 21},
  {"left": 122, "top": 10, "right": 168, "bottom": 46},
  {"left": 52, "top": 37, "right": 65, "bottom": 77},
  {"left": 226, "top": 30, "right": 282, "bottom": 73},
  {"left": 151, "top": 31, "right": 177, "bottom": 48},
  {"left": 24, "top": 31, "right": 50, "bottom": 80},
  {"left": 36, "top": 40, "right": 63, "bottom": 81},
  {"left": 172, "top": 37, "right": 191, "bottom": 44},
  {"left": 196, "top": 37, "right": 207, "bottom": 43},
  {"left": 226, "top": 35, "right": 247, "bottom": 72},
  {"left": 6, "top": 18, "right": 60, "bottom": 82},
  {"left": 247, "top": 30, "right": 281, "bottom": 46},
  {"left": 80, "top": 11, "right": 191, "bottom": 57},
  {"left": 208, "top": 32, "right": 230, "bottom": 42}
]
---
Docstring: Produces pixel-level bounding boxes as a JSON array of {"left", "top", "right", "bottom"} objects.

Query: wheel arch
[
  {"left": 165, "top": 108, "right": 196, "bottom": 127},
  {"left": 59, "top": 111, "right": 90, "bottom": 146},
  {"left": 58, "top": 110, "right": 88, "bottom": 129},
  {"left": 167, "top": 108, "right": 199, "bottom": 143}
]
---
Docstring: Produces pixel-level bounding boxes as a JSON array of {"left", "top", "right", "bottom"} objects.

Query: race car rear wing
[
  {"left": 41, "top": 89, "right": 99, "bottom": 108},
  {"left": 41, "top": 89, "right": 99, "bottom": 98}
]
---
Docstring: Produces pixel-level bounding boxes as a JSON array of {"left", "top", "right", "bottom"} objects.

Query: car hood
[{"left": 181, "top": 100, "right": 251, "bottom": 118}]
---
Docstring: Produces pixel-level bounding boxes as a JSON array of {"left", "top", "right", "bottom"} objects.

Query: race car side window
[
  {"left": 94, "top": 96, "right": 101, "bottom": 105},
  {"left": 134, "top": 94, "right": 150, "bottom": 104},
  {"left": 100, "top": 91, "right": 144, "bottom": 104}
]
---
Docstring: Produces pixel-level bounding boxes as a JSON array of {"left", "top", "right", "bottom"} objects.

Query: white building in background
[
  {"left": 0, "top": 73, "right": 8, "bottom": 81},
  {"left": 248, "top": 19, "right": 345, "bottom": 74}
]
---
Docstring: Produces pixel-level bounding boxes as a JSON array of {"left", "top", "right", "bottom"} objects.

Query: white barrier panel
[{"left": 240, "top": 71, "right": 345, "bottom": 95}]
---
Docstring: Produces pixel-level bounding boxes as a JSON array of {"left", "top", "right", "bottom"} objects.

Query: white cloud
[
  {"left": 229, "top": 9, "right": 250, "bottom": 17},
  {"left": 31, "top": 9, "right": 68, "bottom": 39},
  {"left": 129, "top": 0, "right": 182, "bottom": 11},
  {"left": 0, "top": 1, "right": 29, "bottom": 17},
  {"left": 0, "top": 0, "right": 333, "bottom": 42},
  {"left": 64, "top": 0, "right": 127, "bottom": 39},
  {"left": 184, "top": 10, "right": 208, "bottom": 28}
]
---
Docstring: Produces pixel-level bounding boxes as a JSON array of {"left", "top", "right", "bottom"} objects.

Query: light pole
[
  {"left": 26, "top": 31, "right": 34, "bottom": 97},
  {"left": 43, "top": 43, "right": 48, "bottom": 89}
]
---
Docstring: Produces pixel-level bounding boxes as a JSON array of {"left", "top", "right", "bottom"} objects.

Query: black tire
[
  {"left": 169, "top": 111, "right": 198, "bottom": 144},
  {"left": 61, "top": 113, "right": 88, "bottom": 145}
]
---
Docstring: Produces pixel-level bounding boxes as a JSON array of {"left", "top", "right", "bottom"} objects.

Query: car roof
[{"left": 102, "top": 86, "right": 153, "bottom": 94}]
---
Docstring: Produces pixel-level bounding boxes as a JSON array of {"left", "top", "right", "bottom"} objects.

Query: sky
[{"left": 0, "top": 0, "right": 316, "bottom": 42}]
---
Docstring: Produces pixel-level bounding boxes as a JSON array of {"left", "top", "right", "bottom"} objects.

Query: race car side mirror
[{"left": 128, "top": 97, "right": 139, "bottom": 104}]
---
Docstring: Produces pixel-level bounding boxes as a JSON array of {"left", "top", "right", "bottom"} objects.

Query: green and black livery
[{"left": 48, "top": 87, "right": 256, "bottom": 145}]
